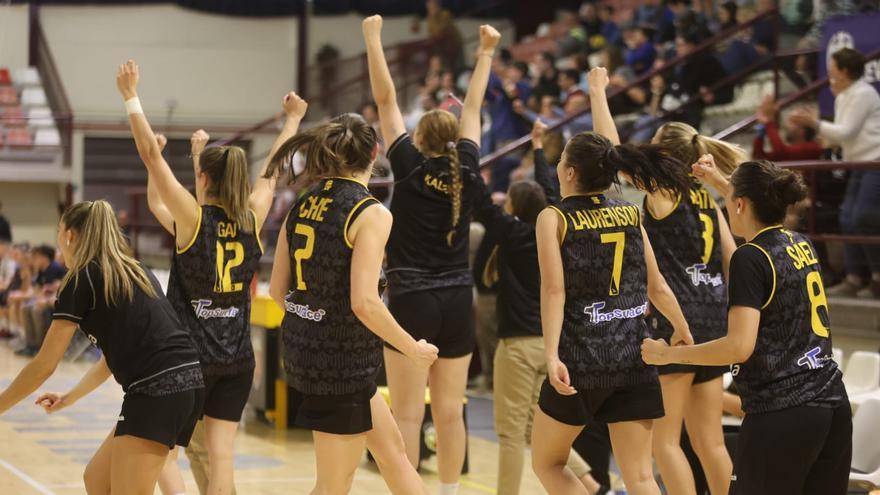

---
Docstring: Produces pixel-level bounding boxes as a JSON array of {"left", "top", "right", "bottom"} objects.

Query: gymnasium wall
[
  {"left": 0, "top": 4, "right": 29, "bottom": 70},
  {"left": 0, "top": 183, "right": 63, "bottom": 245}
]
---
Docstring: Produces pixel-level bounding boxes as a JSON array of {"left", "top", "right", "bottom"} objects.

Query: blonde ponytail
[
  {"left": 445, "top": 143, "right": 463, "bottom": 246},
  {"left": 655, "top": 122, "right": 746, "bottom": 177},
  {"left": 60, "top": 200, "right": 157, "bottom": 305},
  {"left": 217, "top": 147, "right": 254, "bottom": 233}
]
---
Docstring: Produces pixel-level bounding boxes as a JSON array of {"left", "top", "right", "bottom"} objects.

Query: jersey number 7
[{"left": 600, "top": 232, "right": 625, "bottom": 296}]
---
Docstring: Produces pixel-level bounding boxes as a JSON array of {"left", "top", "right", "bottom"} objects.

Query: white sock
[{"left": 440, "top": 483, "right": 459, "bottom": 495}]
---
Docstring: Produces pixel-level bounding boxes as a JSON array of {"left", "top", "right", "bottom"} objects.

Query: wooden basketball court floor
[{"left": 0, "top": 345, "right": 551, "bottom": 495}]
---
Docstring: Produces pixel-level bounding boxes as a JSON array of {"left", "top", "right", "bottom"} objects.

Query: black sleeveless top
[
  {"left": 281, "top": 178, "right": 383, "bottom": 396},
  {"left": 551, "top": 194, "right": 656, "bottom": 389},
  {"left": 727, "top": 226, "right": 846, "bottom": 414},
  {"left": 643, "top": 183, "right": 727, "bottom": 345},
  {"left": 167, "top": 205, "right": 262, "bottom": 376}
]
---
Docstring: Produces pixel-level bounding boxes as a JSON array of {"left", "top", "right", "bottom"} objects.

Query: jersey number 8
[{"left": 806, "top": 271, "right": 830, "bottom": 338}]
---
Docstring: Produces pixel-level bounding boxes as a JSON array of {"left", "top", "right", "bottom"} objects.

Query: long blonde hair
[
  {"left": 60, "top": 200, "right": 157, "bottom": 305},
  {"left": 654, "top": 122, "right": 747, "bottom": 177},
  {"left": 416, "top": 109, "right": 462, "bottom": 246},
  {"left": 200, "top": 146, "right": 254, "bottom": 233}
]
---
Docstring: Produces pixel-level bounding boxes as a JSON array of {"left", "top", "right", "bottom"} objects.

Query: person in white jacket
[{"left": 793, "top": 47, "right": 880, "bottom": 299}]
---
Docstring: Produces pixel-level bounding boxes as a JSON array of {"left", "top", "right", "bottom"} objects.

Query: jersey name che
[
  {"left": 167, "top": 205, "right": 261, "bottom": 376},
  {"left": 551, "top": 194, "right": 656, "bottom": 389},
  {"left": 282, "top": 178, "right": 383, "bottom": 396}
]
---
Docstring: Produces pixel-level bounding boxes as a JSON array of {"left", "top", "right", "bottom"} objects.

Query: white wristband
[{"left": 124, "top": 97, "right": 143, "bottom": 115}]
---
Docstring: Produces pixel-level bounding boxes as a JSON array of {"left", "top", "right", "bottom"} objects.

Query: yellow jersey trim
[
  {"left": 749, "top": 224, "right": 784, "bottom": 241},
  {"left": 744, "top": 242, "right": 776, "bottom": 309},
  {"left": 251, "top": 209, "right": 264, "bottom": 255},
  {"left": 646, "top": 192, "right": 681, "bottom": 221},
  {"left": 176, "top": 206, "right": 203, "bottom": 255},
  {"left": 547, "top": 205, "right": 568, "bottom": 246},
  {"left": 329, "top": 176, "right": 370, "bottom": 188},
  {"left": 344, "top": 197, "right": 377, "bottom": 249}
]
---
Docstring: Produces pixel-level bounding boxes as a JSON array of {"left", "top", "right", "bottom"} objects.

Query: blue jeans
[{"left": 840, "top": 170, "right": 880, "bottom": 275}]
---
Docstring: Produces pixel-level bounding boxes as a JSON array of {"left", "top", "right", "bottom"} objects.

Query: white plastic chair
[
  {"left": 12, "top": 67, "right": 40, "bottom": 86},
  {"left": 850, "top": 389, "right": 880, "bottom": 416},
  {"left": 20, "top": 87, "right": 47, "bottom": 107},
  {"left": 843, "top": 351, "right": 880, "bottom": 396},
  {"left": 26, "top": 106, "right": 54, "bottom": 128},
  {"left": 850, "top": 398, "right": 880, "bottom": 489},
  {"left": 833, "top": 347, "right": 844, "bottom": 367},
  {"left": 33, "top": 127, "right": 61, "bottom": 146}
]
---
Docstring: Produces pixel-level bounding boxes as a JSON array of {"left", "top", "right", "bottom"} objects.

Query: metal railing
[
  {"left": 713, "top": 47, "right": 880, "bottom": 141},
  {"left": 778, "top": 160, "right": 880, "bottom": 244}
]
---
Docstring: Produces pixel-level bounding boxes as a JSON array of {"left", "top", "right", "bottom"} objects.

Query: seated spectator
[
  {"left": 664, "top": 32, "right": 730, "bottom": 126},
  {"left": 668, "top": 0, "right": 711, "bottom": 42},
  {"left": 753, "top": 96, "right": 823, "bottom": 161},
  {"left": 751, "top": 0, "right": 779, "bottom": 55},
  {"left": 623, "top": 24, "right": 657, "bottom": 76},
  {"left": 437, "top": 69, "right": 461, "bottom": 101},
  {"left": 792, "top": 47, "right": 880, "bottom": 298},
  {"left": 531, "top": 51, "right": 560, "bottom": 102},
  {"left": 486, "top": 60, "right": 532, "bottom": 191},
  {"left": 578, "top": 1, "right": 606, "bottom": 52},
  {"left": 556, "top": 10, "right": 589, "bottom": 58},
  {"left": 0, "top": 200, "right": 9, "bottom": 242},
  {"left": 716, "top": 1, "right": 738, "bottom": 31},
  {"left": 422, "top": 0, "right": 465, "bottom": 72},
  {"left": 558, "top": 68, "right": 587, "bottom": 109},
  {"left": 15, "top": 245, "right": 66, "bottom": 356},
  {"left": 514, "top": 91, "right": 592, "bottom": 139},
  {"left": 598, "top": 4, "right": 622, "bottom": 48},
  {"left": 633, "top": 0, "right": 676, "bottom": 44},
  {"left": 601, "top": 45, "right": 646, "bottom": 113},
  {"left": 403, "top": 89, "right": 439, "bottom": 132},
  {"left": 0, "top": 237, "right": 17, "bottom": 338}
]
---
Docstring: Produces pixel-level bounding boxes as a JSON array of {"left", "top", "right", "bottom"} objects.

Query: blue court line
[{"left": 15, "top": 425, "right": 114, "bottom": 432}]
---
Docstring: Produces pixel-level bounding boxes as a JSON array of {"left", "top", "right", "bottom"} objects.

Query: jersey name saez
[
  {"left": 281, "top": 178, "right": 383, "bottom": 396},
  {"left": 732, "top": 227, "right": 845, "bottom": 414},
  {"left": 551, "top": 195, "right": 656, "bottom": 390}
]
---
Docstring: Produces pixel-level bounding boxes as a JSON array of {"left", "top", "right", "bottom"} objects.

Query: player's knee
[
  {"left": 431, "top": 402, "right": 463, "bottom": 426},
  {"left": 83, "top": 464, "right": 108, "bottom": 494}
]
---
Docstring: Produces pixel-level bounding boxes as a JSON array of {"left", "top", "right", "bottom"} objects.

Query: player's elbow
[
  {"left": 731, "top": 339, "right": 755, "bottom": 363},
  {"left": 350, "top": 292, "right": 380, "bottom": 321}
]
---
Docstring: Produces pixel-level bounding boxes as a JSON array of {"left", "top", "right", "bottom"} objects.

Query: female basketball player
[
  {"left": 116, "top": 60, "right": 307, "bottom": 494},
  {"left": 264, "top": 113, "right": 438, "bottom": 494},
  {"left": 0, "top": 200, "right": 204, "bottom": 494},
  {"left": 473, "top": 120, "right": 602, "bottom": 495},
  {"left": 642, "top": 160, "right": 852, "bottom": 495},
  {"left": 595, "top": 123, "right": 741, "bottom": 493},
  {"left": 531, "top": 67, "right": 693, "bottom": 495},
  {"left": 363, "top": 16, "right": 500, "bottom": 492}
]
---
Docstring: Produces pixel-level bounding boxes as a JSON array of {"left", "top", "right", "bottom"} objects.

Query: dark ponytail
[
  {"left": 562, "top": 132, "right": 690, "bottom": 197},
  {"left": 200, "top": 146, "right": 254, "bottom": 233},
  {"left": 731, "top": 160, "right": 807, "bottom": 225},
  {"left": 264, "top": 113, "right": 376, "bottom": 185}
]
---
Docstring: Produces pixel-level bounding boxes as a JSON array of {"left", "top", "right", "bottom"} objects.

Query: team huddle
[{"left": 0, "top": 15, "right": 853, "bottom": 495}]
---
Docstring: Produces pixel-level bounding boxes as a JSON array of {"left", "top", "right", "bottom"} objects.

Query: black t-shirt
[
  {"left": 727, "top": 227, "right": 846, "bottom": 414},
  {"left": 473, "top": 149, "right": 557, "bottom": 339},
  {"left": 385, "top": 134, "right": 483, "bottom": 295},
  {"left": 0, "top": 214, "right": 10, "bottom": 242},
  {"left": 53, "top": 262, "right": 202, "bottom": 395},
  {"left": 36, "top": 261, "right": 66, "bottom": 287}
]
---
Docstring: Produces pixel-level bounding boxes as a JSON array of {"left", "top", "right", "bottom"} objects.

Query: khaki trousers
[
  {"left": 493, "top": 336, "right": 591, "bottom": 495},
  {"left": 184, "top": 421, "right": 237, "bottom": 495}
]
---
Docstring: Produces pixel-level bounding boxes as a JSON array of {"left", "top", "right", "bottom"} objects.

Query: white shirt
[
  {"left": 0, "top": 257, "right": 16, "bottom": 290},
  {"left": 818, "top": 79, "right": 880, "bottom": 161}
]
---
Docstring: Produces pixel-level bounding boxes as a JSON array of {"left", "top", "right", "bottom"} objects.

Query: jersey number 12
[{"left": 215, "top": 241, "right": 244, "bottom": 293}]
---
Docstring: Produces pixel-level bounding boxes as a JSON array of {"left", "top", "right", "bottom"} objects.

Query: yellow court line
[{"left": 460, "top": 477, "right": 497, "bottom": 494}]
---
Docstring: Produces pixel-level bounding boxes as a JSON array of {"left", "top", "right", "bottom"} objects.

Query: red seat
[
  {"left": 6, "top": 128, "right": 33, "bottom": 147},
  {"left": 0, "top": 68, "right": 11, "bottom": 86},
  {"left": 1, "top": 106, "right": 25, "bottom": 126},
  {"left": 0, "top": 87, "right": 18, "bottom": 105}
]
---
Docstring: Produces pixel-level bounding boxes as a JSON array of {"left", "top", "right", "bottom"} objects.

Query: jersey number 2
[
  {"left": 806, "top": 271, "right": 830, "bottom": 338},
  {"left": 600, "top": 232, "right": 625, "bottom": 296},
  {"left": 293, "top": 224, "right": 315, "bottom": 291},
  {"left": 215, "top": 241, "right": 244, "bottom": 293}
]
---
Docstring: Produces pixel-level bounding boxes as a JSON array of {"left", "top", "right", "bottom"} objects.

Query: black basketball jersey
[
  {"left": 167, "top": 205, "right": 262, "bottom": 376},
  {"left": 643, "top": 184, "right": 727, "bottom": 345},
  {"left": 729, "top": 226, "right": 845, "bottom": 414},
  {"left": 551, "top": 194, "right": 656, "bottom": 390},
  {"left": 281, "top": 178, "right": 383, "bottom": 396}
]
